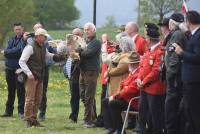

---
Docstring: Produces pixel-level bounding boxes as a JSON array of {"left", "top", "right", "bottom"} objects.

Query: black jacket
[
  {"left": 181, "top": 27, "right": 200, "bottom": 82},
  {"left": 79, "top": 36, "right": 101, "bottom": 71}
]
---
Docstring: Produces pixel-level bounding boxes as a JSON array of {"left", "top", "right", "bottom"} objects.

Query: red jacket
[
  {"left": 114, "top": 69, "right": 140, "bottom": 110},
  {"left": 134, "top": 35, "right": 148, "bottom": 56},
  {"left": 137, "top": 43, "right": 166, "bottom": 95},
  {"left": 101, "top": 44, "right": 116, "bottom": 85}
]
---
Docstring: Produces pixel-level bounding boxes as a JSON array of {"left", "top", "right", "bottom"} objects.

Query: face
[
  {"left": 101, "top": 34, "right": 108, "bottom": 43},
  {"left": 33, "top": 24, "right": 43, "bottom": 31},
  {"left": 160, "top": 26, "right": 167, "bottom": 36},
  {"left": 185, "top": 19, "right": 191, "bottom": 31},
  {"left": 35, "top": 35, "right": 46, "bottom": 44},
  {"left": 72, "top": 29, "right": 83, "bottom": 37},
  {"left": 84, "top": 25, "right": 95, "bottom": 38},
  {"left": 128, "top": 63, "right": 138, "bottom": 72},
  {"left": 13, "top": 25, "right": 23, "bottom": 37},
  {"left": 125, "top": 25, "right": 132, "bottom": 36}
]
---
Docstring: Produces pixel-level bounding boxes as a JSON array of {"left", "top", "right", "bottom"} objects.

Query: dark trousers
[
  {"left": 5, "top": 68, "right": 25, "bottom": 114},
  {"left": 39, "top": 66, "right": 49, "bottom": 116},
  {"left": 98, "top": 84, "right": 108, "bottom": 118},
  {"left": 181, "top": 82, "right": 200, "bottom": 134},
  {"left": 79, "top": 70, "right": 98, "bottom": 123},
  {"left": 139, "top": 91, "right": 165, "bottom": 134},
  {"left": 102, "top": 98, "right": 131, "bottom": 130},
  {"left": 69, "top": 79, "right": 80, "bottom": 120},
  {"left": 165, "top": 73, "right": 182, "bottom": 134}
]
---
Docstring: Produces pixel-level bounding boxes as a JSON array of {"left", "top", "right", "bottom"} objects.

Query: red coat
[
  {"left": 114, "top": 69, "right": 140, "bottom": 110},
  {"left": 101, "top": 44, "right": 116, "bottom": 85},
  {"left": 134, "top": 35, "right": 148, "bottom": 56},
  {"left": 137, "top": 43, "right": 166, "bottom": 95}
]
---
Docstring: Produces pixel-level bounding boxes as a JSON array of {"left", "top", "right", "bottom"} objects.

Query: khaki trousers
[{"left": 24, "top": 78, "right": 43, "bottom": 122}]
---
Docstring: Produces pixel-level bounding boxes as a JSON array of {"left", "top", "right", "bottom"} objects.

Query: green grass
[{"left": 0, "top": 66, "right": 136, "bottom": 134}]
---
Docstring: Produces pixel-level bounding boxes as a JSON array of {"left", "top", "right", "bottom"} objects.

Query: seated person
[{"left": 102, "top": 52, "right": 140, "bottom": 134}]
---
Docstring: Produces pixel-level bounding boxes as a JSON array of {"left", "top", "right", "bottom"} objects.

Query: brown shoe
[
  {"left": 32, "top": 120, "right": 44, "bottom": 127},
  {"left": 25, "top": 121, "right": 33, "bottom": 128}
]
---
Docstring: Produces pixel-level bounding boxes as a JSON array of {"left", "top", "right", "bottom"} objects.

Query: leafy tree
[
  {"left": 33, "top": 0, "right": 80, "bottom": 29},
  {"left": 103, "top": 16, "right": 116, "bottom": 28},
  {"left": 138, "top": 0, "right": 189, "bottom": 25},
  {"left": 0, "top": 0, "right": 35, "bottom": 47}
]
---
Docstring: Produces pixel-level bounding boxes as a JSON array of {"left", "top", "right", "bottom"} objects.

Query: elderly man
[
  {"left": 1, "top": 23, "right": 26, "bottom": 119},
  {"left": 125, "top": 21, "right": 147, "bottom": 55},
  {"left": 26, "top": 23, "right": 55, "bottom": 121},
  {"left": 77, "top": 22, "right": 101, "bottom": 127},
  {"left": 19, "top": 28, "right": 66, "bottom": 127},
  {"left": 164, "top": 13, "right": 187, "bottom": 134},
  {"left": 173, "top": 10, "right": 200, "bottom": 134},
  {"left": 67, "top": 28, "right": 82, "bottom": 123}
]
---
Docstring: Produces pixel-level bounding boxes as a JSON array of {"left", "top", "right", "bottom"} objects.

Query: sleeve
[
  {"left": 80, "top": 40, "right": 101, "bottom": 58},
  {"left": 45, "top": 49, "right": 54, "bottom": 61},
  {"left": 109, "top": 63, "right": 129, "bottom": 77},
  {"left": 19, "top": 45, "right": 33, "bottom": 76},
  {"left": 181, "top": 36, "right": 200, "bottom": 63},
  {"left": 142, "top": 51, "right": 163, "bottom": 86},
  {"left": 114, "top": 80, "right": 139, "bottom": 100},
  {"left": 4, "top": 39, "right": 25, "bottom": 59}
]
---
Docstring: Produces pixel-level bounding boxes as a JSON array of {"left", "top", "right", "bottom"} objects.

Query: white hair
[
  {"left": 169, "top": 19, "right": 181, "bottom": 30},
  {"left": 84, "top": 22, "right": 96, "bottom": 32},
  {"left": 119, "top": 36, "right": 134, "bottom": 52}
]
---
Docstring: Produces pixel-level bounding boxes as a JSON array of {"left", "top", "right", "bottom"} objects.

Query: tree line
[{"left": 0, "top": 0, "right": 79, "bottom": 47}]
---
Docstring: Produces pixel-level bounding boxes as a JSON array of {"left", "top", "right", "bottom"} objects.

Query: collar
[
  {"left": 132, "top": 34, "right": 138, "bottom": 42},
  {"left": 191, "top": 26, "right": 200, "bottom": 35},
  {"left": 150, "top": 42, "right": 160, "bottom": 51}
]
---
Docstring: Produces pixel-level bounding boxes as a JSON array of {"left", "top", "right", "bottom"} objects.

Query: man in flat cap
[
  {"left": 164, "top": 12, "right": 187, "bottom": 134},
  {"left": 19, "top": 28, "right": 67, "bottom": 127}
]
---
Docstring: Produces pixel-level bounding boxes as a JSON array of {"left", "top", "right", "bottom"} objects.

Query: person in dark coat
[
  {"left": 1, "top": 23, "right": 26, "bottom": 119},
  {"left": 173, "top": 10, "right": 200, "bottom": 134},
  {"left": 164, "top": 13, "right": 187, "bottom": 134}
]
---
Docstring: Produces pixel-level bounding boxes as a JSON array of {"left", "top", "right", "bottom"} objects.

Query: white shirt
[
  {"left": 191, "top": 26, "right": 200, "bottom": 35},
  {"left": 150, "top": 42, "right": 160, "bottom": 51},
  {"left": 19, "top": 44, "right": 54, "bottom": 76}
]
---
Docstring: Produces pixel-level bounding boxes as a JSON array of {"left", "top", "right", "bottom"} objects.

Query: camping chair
[{"left": 121, "top": 96, "right": 140, "bottom": 134}]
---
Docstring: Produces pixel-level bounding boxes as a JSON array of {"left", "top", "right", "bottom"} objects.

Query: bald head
[
  {"left": 72, "top": 28, "right": 83, "bottom": 37},
  {"left": 125, "top": 22, "right": 139, "bottom": 37},
  {"left": 33, "top": 23, "right": 43, "bottom": 31}
]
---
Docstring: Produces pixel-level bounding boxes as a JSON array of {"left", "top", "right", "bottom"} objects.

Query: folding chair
[{"left": 121, "top": 96, "right": 140, "bottom": 134}]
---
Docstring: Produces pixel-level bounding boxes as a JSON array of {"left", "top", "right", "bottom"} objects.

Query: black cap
[
  {"left": 158, "top": 18, "right": 169, "bottom": 26},
  {"left": 144, "top": 23, "right": 159, "bottom": 30},
  {"left": 170, "top": 13, "right": 184, "bottom": 23}
]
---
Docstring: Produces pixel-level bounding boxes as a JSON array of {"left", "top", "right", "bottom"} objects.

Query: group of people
[{"left": 1, "top": 10, "right": 200, "bottom": 134}]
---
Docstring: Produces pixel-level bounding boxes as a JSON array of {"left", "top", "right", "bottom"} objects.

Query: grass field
[{"left": 0, "top": 66, "right": 135, "bottom": 134}]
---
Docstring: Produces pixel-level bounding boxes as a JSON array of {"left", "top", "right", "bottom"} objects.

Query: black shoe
[
  {"left": 25, "top": 121, "right": 33, "bottom": 128},
  {"left": 1, "top": 113, "right": 13, "bottom": 117},
  {"left": 39, "top": 114, "right": 46, "bottom": 122},
  {"left": 69, "top": 115, "right": 77, "bottom": 123},
  {"left": 105, "top": 128, "right": 116, "bottom": 134},
  {"left": 92, "top": 119, "right": 104, "bottom": 128}
]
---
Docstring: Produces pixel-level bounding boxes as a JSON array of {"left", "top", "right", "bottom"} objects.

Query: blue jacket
[
  {"left": 4, "top": 35, "right": 25, "bottom": 70},
  {"left": 181, "top": 27, "right": 200, "bottom": 82}
]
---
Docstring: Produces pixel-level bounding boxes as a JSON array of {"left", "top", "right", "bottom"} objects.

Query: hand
[
  {"left": 101, "top": 43, "right": 107, "bottom": 53},
  {"left": 1, "top": 50, "right": 4, "bottom": 54},
  {"left": 172, "top": 43, "right": 183, "bottom": 55},
  {"left": 109, "top": 96, "right": 114, "bottom": 102},
  {"left": 28, "top": 74, "right": 34, "bottom": 80},
  {"left": 135, "top": 79, "right": 143, "bottom": 89},
  {"left": 70, "top": 52, "right": 80, "bottom": 60},
  {"left": 23, "top": 32, "right": 30, "bottom": 40}
]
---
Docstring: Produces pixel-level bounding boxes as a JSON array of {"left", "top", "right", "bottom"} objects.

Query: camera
[{"left": 27, "top": 33, "right": 35, "bottom": 38}]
